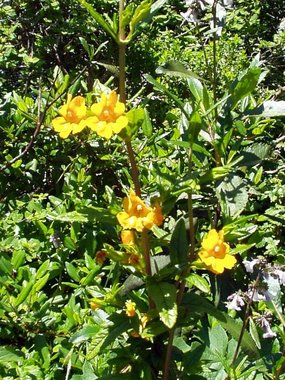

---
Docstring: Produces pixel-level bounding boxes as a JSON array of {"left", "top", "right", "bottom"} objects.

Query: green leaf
[
  {"left": 245, "top": 100, "right": 285, "bottom": 117},
  {"left": 81, "top": 267, "right": 100, "bottom": 286},
  {"left": 147, "top": 280, "right": 177, "bottom": 328},
  {"left": 47, "top": 211, "right": 88, "bottom": 223},
  {"left": 169, "top": 218, "right": 188, "bottom": 265},
  {"left": 0, "top": 346, "right": 24, "bottom": 362},
  {"left": 142, "top": 108, "right": 153, "bottom": 137},
  {"left": 66, "top": 262, "right": 80, "bottom": 282},
  {"left": 70, "top": 325, "right": 100, "bottom": 344},
  {"left": 79, "top": 206, "right": 116, "bottom": 224},
  {"left": 249, "top": 317, "right": 261, "bottom": 349},
  {"left": 187, "top": 77, "right": 204, "bottom": 102},
  {"left": 78, "top": 0, "right": 117, "bottom": 42},
  {"left": 145, "top": 74, "right": 188, "bottom": 117},
  {"left": 0, "top": 256, "right": 12, "bottom": 275},
  {"left": 15, "top": 279, "right": 34, "bottom": 307},
  {"left": 186, "top": 273, "right": 210, "bottom": 293},
  {"left": 208, "top": 324, "right": 228, "bottom": 356},
  {"left": 11, "top": 250, "right": 26, "bottom": 270},
  {"left": 239, "top": 143, "right": 271, "bottom": 167},
  {"left": 216, "top": 174, "right": 249, "bottom": 219},
  {"left": 129, "top": 0, "right": 152, "bottom": 35},
  {"left": 182, "top": 293, "right": 260, "bottom": 359},
  {"left": 156, "top": 60, "right": 199, "bottom": 80},
  {"left": 189, "top": 111, "right": 203, "bottom": 144},
  {"left": 64, "top": 236, "right": 77, "bottom": 250},
  {"left": 121, "top": 108, "right": 145, "bottom": 140},
  {"left": 230, "top": 67, "right": 262, "bottom": 109},
  {"left": 33, "top": 273, "right": 49, "bottom": 292},
  {"left": 71, "top": 361, "right": 98, "bottom": 380},
  {"left": 199, "top": 166, "right": 232, "bottom": 185}
]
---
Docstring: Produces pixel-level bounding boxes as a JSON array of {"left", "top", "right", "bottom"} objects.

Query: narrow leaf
[
  {"left": 169, "top": 218, "right": 188, "bottom": 265},
  {"left": 156, "top": 60, "right": 199, "bottom": 79},
  {"left": 78, "top": 0, "right": 117, "bottom": 42}
]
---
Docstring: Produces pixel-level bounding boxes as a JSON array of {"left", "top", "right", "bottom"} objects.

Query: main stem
[
  {"left": 118, "top": 0, "right": 152, "bottom": 278},
  {"left": 163, "top": 145, "right": 196, "bottom": 380}
]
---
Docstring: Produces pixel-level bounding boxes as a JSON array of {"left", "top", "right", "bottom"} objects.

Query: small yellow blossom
[
  {"left": 125, "top": 299, "right": 136, "bottom": 317},
  {"left": 86, "top": 91, "right": 128, "bottom": 139},
  {"left": 198, "top": 229, "right": 237, "bottom": 274},
  {"left": 51, "top": 94, "right": 90, "bottom": 138},
  {"left": 121, "top": 230, "right": 136, "bottom": 245},
  {"left": 117, "top": 190, "right": 163, "bottom": 232},
  {"left": 90, "top": 301, "right": 101, "bottom": 310}
]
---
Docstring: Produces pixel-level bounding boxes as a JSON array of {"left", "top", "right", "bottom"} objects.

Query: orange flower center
[
  {"left": 66, "top": 109, "right": 80, "bottom": 123},
  {"left": 136, "top": 204, "right": 143, "bottom": 212},
  {"left": 101, "top": 107, "right": 116, "bottom": 122},
  {"left": 214, "top": 245, "right": 220, "bottom": 253}
]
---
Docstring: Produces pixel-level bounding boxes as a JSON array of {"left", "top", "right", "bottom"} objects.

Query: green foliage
[{"left": 1, "top": 0, "right": 285, "bottom": 379}]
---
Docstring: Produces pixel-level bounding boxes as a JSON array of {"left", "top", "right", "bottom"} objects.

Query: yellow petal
[
  {"left": 85, "top": 116, "right": 99, "bottom": 131},
  {"left": 111, "top": 116, "right": 128, "bottom": 133},
  {"left": 202, "top": 229, "right": 219, "bottom": 251},
  {"left": 52, "top": 117, "right": 66, "bottom": 131},
  {"left": 95, "top": 121, "right": 113, "bottom": 139},
  {"left": 114, "top": 101, "right": 125, "bottom": 115},
  {"left": 59, "top": 125, "right": 73, "bottom": 139},
  {"left": 223, "top": 254, "right": 237, "bottom": 269},
  {"left": 72, "top": 120, "right": 86, "bottom": 134},
  {"left": 91, "top": 101, "right": 104, "bottom": 116}
]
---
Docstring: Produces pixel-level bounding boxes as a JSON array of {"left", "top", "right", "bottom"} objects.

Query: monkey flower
[
  {"left": 87, "top": 91, "right": 128, "bottom": 139},
  {"left": 125, "top": 300, "right": 136, "bottom": 317},
  {"left": 51, "top": 94, "right": 89, "bottom": 139},
  {"left": 198, "top": 229, "right": 237, "bottom": 274},
  {"left": 121, "top": 230, "right": 136, "bottom": 245},
  {"left": 117, "top": 190, "right": 163, "bottom": 232}
]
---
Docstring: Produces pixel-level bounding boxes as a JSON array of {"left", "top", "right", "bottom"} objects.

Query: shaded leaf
[
  {"left": 245, "top": 100, "right": 285, "bottom": 117},
  {"left": 70, "top": 325, "right": 100, "bottom": 344},
  {"left": 147, "top": 280, "right": 177, "bottom": 328},
  {"left": 169, "top": 218, "right": 188, "bottom": 265}
]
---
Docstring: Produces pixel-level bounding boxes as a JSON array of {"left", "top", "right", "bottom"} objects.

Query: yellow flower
[
  {"left": 121, "top": 230, "right": 136, "bottom": 245},
  {"left": 198, "top": 229, "right": 237, "bottom": 274},
  {"left": 125, "top": 300, "right": 136, "bottom": 317},
  {"left": 117, "top": 190, "right": 163, "bottom": 232},
  {"left": 87, "top": 91, "right": 128, "bottom": 139},
  {"left": 51, "top": 94, "right": 89, "bottom": 138}
]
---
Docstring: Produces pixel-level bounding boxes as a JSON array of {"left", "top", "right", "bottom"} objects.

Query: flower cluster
[
  {"left": 198, "top": 229, "right": 237, "bottom": 274},
  {"left": 51, "top": 91, "right": 128, "bottom": 139},
  {"left": 117, "top": 190, "right": 163, "bottom": 232}
]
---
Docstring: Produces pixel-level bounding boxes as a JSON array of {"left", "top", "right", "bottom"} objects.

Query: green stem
[
  {"left": 188, "top": 145, "right": 196, "bottom": 263},
  {"left": 212, "top": 0, "right": 218, "bottom": 120},
  {"left": 118, "top": 0, "right": 151, "bottom": 279},
  {"left": 119, "top": 0, "right": 126, "bottom": 103},
  {"left": 163, "top": 144, "right": 196, "bottom": 380},
  {"left": 231, "top": 274, "right": 260, "bottom": 370},
  {"left": 212, "top": 0, "right": 222, "bottom": 165}
]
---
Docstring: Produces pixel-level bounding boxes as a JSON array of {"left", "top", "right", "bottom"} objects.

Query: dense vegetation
[{"left": 0, "top": 0, "right": 285, "bottom": 379}]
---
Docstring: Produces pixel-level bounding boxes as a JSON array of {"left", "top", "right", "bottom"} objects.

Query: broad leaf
[
  {"left": 216, "top": 174, "right": 248, "bottom": 219},
  {"left": 182, "top": 293, "right": 260, "bottom": 359},
  {"left": 70, "top": 325, "right": 100, "bottom": 344},
  {"left": 230, "top": 67, "right": 262, "bottom": 109},
  {"left": 147, "top": 280, "right": 177, "bottom": 328}
]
